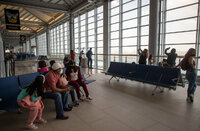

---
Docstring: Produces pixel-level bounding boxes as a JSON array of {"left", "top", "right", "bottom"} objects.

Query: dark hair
[
  {"left": 26, "top": 75, "right": 44, "bottom": 98},
  {"left": 67, "top": 60, "right": 77, "bottom": 73},
  {"left": 184, "top": 48, "right": 196, "bottom": 59},
  {"left": 38, "top": 60, "right": 47, "bottom": 68},
  {"left": 171, "top": 48, "right": 176, "bottom": 53},
  {"left": 50, "top": 60, "right": 56, "bottom": 67}
]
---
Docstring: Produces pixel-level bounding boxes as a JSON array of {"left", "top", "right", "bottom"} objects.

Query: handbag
[{"left": 60, "top": 75, "right": 68, "bottom": 86}]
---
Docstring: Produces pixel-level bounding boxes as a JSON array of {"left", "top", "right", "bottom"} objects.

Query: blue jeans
[
  {"left": 186, "top": 70, "right": 197, "bottom": 97},
  {"left": 44, "top": 89, "right": 76, "bottom": 116},
  {"left": 88, "top": 58, "right": 92, "bottom": 68}
]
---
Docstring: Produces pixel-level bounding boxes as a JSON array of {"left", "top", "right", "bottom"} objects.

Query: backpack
[
  {"left": 86, "top": 51, "right": 89, "bottom": 58},
  {"left": 180, "top": 59, "right": 187, "bottom": 70}
]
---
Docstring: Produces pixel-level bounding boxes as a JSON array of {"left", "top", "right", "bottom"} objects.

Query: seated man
[{"left": 43, "top": 62, "right": 76, "bottom": 120}]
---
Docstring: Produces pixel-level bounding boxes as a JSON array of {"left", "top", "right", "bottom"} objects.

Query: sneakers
[
  {"left": 79, "top": 96, "right": 84, "bottom": 101},
  {"left": 37, "top": 118, "right": 47, "bottom": 124},
  {"left": 64, "top": 107, "right": 72, "bottom": 111},
  {"left": 56, "top": 115, "right": 69, "bottom": 120},
  {"left": 73, "top": 101, "right": 79, "bottom": 107},
  {"left": 27, "top": 123, "right": 38, "bottom": 130},
  {"left": 186, "top": 94, "right": 194, "bottom": 103},
  {"left": 86, "top": 96, "right": 93, "bottom": 100},
  {"left": 189, "top": 94, "right": 194, "bottom": 103},
  {"left": 186, "top": 97, "right": 191, "bottom": 103},
  {"left": 68, "top": 104, "right": 73, "bottom": 108}
]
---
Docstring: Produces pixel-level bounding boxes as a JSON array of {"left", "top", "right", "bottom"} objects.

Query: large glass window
[
  {"left": 49, "top": 22, "right": 70, "bottom": 56},
  {"left": 159, "top": 0, "right": 200, "bottom": 75},
  {"left": 109, "top": 0, "right": 150, "bottom": 64},
  {"left": 73, "top": 6, "right": 104, "bottom": 69},
  {"left": 37, "top": 33, "right": 47, "bottom": 56}
]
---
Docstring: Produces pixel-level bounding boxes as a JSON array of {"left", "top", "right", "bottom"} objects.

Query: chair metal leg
[{"left": 152, "top": 86, "right": 164, "bottom": 95}]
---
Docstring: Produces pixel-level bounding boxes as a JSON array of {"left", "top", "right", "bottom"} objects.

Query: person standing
[
  {"left": 70, "top": 50, "right": 75, "bottom": 60},
  {"left": 138, "top": 49, "right": 149, "bottom": 65},
  {"left": 86, "top": 48, "right": 93, "bottom": 68},
  {"left": 165, "top": 47, "right": 178, "bottom": 67},
  {"left": 175, "top": 48, "right": 197, "bottom": 103},
  {"left": 79, "top": 50, "right": 84, "bottom": 66}
]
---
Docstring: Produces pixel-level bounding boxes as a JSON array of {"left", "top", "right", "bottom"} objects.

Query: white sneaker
[
  {"left": 79, "top": 96, "right": 84, "bottom": 101},
  {"left": 37, "top": 118, "right": 47, "bottom": 124},
  {"left": 27, "top": 123, "right": 38, "bottom": 130},
  {"left": 86, "top": 96, "right": 93, "bottom": 100}
]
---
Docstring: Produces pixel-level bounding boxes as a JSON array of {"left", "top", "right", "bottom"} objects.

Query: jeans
[
  {"left": 44, "top": 90, "right": 76, "bottom": 116},
  {"left": 186, "top": 70, "right": 197, "bottom": 97},
  {"left": 88, "top": 58, "right": 92, "bottom": 68}
]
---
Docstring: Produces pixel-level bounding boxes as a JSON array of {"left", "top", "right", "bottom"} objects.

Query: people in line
[
  {"left": 65, "top": 60, "right": 92, "bottom": 101},
  {"left": 70, "top": 50, "right": 75, "bottom": 60},
  {"left": 43, "top": 62, "right": 76, "bottom": 120},
  {"left": 79, "top": 50, "right": 84, "bottom": 66},
  {"left": 138, "top": 48, "right": 149, "bottom": 65},
  {"left": 165, "top": 47, "right": 177, "bottom": 67},
  {"left": 17, "top": 75, "right": 47, "bottom": 129},
  {"left": 86, "top": 48, "right": 93, "bottom": 68},
  {"left": 37, "top": 60, "right": 49, "bottom": 72},
  {"left": 175, "top": 48, "right": 197, "bottom": 103}
]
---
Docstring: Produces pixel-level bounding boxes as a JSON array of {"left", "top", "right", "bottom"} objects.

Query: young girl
[
  {"left": 17, "top": 75, "right": 47, "bottom": 129},
  {"left": 66, "top": 60, "right": 92, "bottom": 100},
  {"left": 37, "top": 60, "right": 49, "bottom": 72}
]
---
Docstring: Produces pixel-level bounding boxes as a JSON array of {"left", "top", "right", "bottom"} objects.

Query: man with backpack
[{"left": 86, "top": 48, "right": 93, "bottom": 68}]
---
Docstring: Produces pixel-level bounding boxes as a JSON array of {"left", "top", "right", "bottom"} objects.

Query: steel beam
[{"left": 0, "top": 0, "right": 69, "bottom": 12}]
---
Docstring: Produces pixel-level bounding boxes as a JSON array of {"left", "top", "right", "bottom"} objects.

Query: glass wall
[
  {"left": 30, "top": 38, "right": 36, "bottom": 55},
  {"left": 109, "top": 0, "right": 150, "bottom": 64},
  {"left": 37, "top": 33, "right": 47, "bottom": 56},
  {"left": 50, "top": 22, "right": 70, "bottom": 57},
  {"left": 159, "top": 0, "right": 200, "bottom": 74},
  {"left": 74, "top": 5, "right": 104, "bottom": 69}
]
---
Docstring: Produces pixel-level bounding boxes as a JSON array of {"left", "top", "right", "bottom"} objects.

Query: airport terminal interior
[{"left": 0, "top": 0, "right": 200, "bottom": 131}]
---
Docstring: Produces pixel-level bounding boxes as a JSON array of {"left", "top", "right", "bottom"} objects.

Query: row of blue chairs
[
  {"left": 104, "top": 62, "right": 183, "bottom": 95},
  {"left": 15, "top": 54, "right": 36, "bottom": 61},
  {"left": 0, "top": 67, "right": 95, "bottom": 111}
]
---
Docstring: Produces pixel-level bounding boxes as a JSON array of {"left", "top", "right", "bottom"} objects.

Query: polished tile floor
[{"left": 1, "top": 62, "right": 200, "bottom": 131}]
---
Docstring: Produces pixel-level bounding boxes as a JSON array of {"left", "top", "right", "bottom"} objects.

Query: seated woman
[
  {"left": 65, "top": 60, "right": 92, "bottom": 100},
  {"left": 37, "top": 60, "right": 49, "bottom": 72}
]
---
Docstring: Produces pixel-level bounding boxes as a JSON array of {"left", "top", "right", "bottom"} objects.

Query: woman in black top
[
  {"left": 176, "top": 48, "right": 197, "bottom": 103},
  {"left": 138, "top": 49, "right": 149, "bottom": 65}
]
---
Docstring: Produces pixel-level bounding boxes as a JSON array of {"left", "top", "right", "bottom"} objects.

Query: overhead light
[{"left": 48, "top": 13, "right": 65, "bottom": 25}]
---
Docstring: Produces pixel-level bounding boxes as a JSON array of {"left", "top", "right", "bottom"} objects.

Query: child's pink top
[{"left": 37, "top": 67, "right": 49, "bottom": 72}]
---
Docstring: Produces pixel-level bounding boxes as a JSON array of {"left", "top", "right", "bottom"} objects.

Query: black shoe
[
  {"left": 64, "top": 107, "right": 72, "bottom": 111},
  {"left": 56, "top": 115, "right": 69, "bottom": 120},
  {"left": 189, "top": 94, "right": 194, "bottom": 103}
]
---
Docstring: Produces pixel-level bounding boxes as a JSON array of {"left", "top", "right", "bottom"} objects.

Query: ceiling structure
[{"left": 0, "top": 0, "right": 105, "bottom": 44}]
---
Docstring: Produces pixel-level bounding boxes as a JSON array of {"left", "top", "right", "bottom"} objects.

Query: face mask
[{"left": 60, "top": 69, "right": 63, "bottom": 74}]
